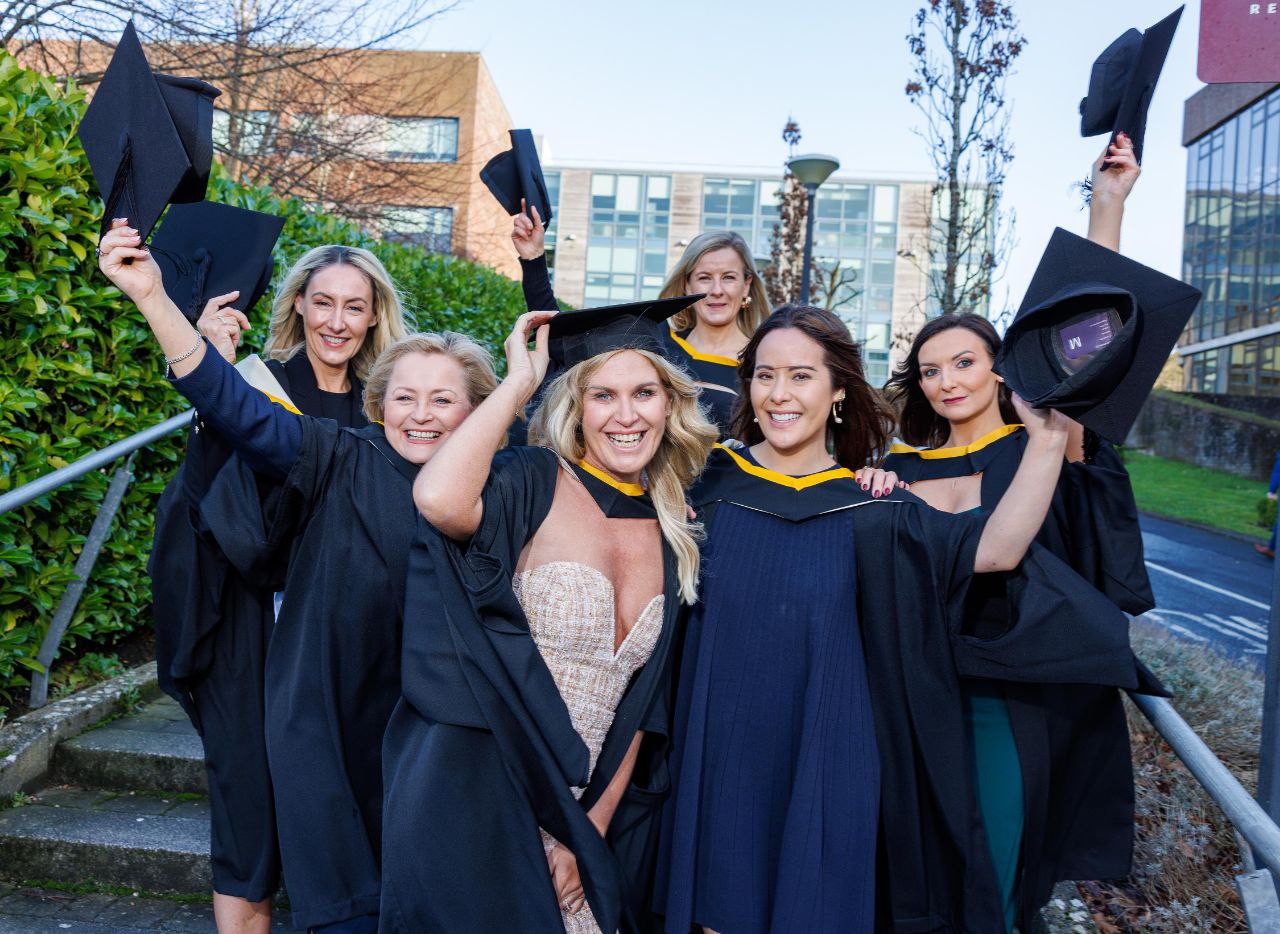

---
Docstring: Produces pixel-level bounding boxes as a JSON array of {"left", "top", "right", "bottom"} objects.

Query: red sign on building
[{"left": 1200, "top": 0, "right": 1280, "bottom": 82}]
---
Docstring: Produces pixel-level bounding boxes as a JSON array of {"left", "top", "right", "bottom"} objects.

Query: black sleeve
[
  {"left": 1055, "top": 441, "right": 1155, "bottom": 615},
  {"left": 519, "top": 254, "right": 559, "bottom": 312},
  {"left": 953, "top": 541, "right": 1143, "bottom": 690},
  {"left": 470, "top": 445, "right": 559, "bottom": 570}
]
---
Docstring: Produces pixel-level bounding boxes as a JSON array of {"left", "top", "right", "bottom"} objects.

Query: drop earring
[{"left": 831, "top": 401, "right": 843, "bottom": 424}]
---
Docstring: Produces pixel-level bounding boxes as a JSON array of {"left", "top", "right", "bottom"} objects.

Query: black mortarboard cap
[
  {"left": 480, "top": 129, "right": 553, "bottom": 225},
  {"left": 1078, "top": 7, "right": 1182, "bottom": 164},
  {"left": 547, "top": 294, "right": 704, "bottom": 379},
  {"left": 150, "top": 201, "right": 285, "bottom": 323},
  {"left": 76, "top": 21, "right": 221, "bottom": 240},
  {"left": 993, "top": 228, "right": 1201, "bottom": 444}
]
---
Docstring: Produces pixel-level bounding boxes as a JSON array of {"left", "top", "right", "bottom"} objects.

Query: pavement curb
[
  {"left": 0, "top": 662, "right": 160, "bottom": 798},
  {"left": 1140, "top": 509, "right": 1269, "bottom": 547}
]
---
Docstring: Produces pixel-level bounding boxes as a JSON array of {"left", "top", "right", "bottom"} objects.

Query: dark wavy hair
[
  {"left": 729, "top": 304, "right": 894, "bottom": 469},
  {"left": 884, "top": 313, "right": 1017, "bottom": 448}
]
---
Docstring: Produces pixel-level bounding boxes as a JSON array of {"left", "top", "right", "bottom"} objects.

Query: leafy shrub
[
  {"left": 0, "top": 51, "right": 525, "bottom": 705},
  {"left": 1258, "top": 494, "right": 1277, "bottom": 531}
]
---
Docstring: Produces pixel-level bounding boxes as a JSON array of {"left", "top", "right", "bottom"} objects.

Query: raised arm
[
  {"left": 414, "top": 310, "right": 555, "bottom": 539},
  {"left": 973, "top": 395, "right": 1071, "bottom": 572},
  {"left": 513, "top": 201, "right": 559, "bottom": 312},
  {"left": 1086, "top": 131, "right": 1140, "bottom": 253},
  {"left": 97, "top": 219, "right": 301, "bottom": 478}
]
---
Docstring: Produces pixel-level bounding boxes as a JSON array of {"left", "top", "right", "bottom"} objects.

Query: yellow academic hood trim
[
  {"left": 577, "top": 459, "right": 645, "bottom": 496},
  {"left": 887, "top": 423, "right": 1023, "bottom": 460},
  {"left": 715, "top": 443, "right": 858, "bottom": 491}
]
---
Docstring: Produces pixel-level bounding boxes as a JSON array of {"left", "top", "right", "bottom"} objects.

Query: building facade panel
[{"left": 1181, "top": 82, "right": 1280, "bottom": 394}]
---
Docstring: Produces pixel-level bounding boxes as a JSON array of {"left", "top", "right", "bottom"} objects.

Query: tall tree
[
  {"left": 764, "top": 117, "right": 824, "bottom": 308},
  {"left": 5, "top": 0, "right": 470, "bottom": 229},
  {"left": 904, "top": 0, "right": 1024, "bottom": 321}
]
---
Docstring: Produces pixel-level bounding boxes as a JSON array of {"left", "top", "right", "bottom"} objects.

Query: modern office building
[
  {"left": 1181, "top": 81, "right": 1280, "bottom": 395},
  {"left": 538, "top": 159, "right": 937, "bottom": 384}
]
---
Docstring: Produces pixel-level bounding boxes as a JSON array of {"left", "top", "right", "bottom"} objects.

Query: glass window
[
  {"left": 382, "top": 206, "right": 453, "bottom": 253},
  {"left": 616, "top": 175, "right": 641, "bottom": 212},
  {"left": 212, "top": 109, "right": 278, "bottom": 155},
  {"left": 382, "top": 117, "right": 458, "bottom": 162},
  {"left": 874, "top": 185, "right": 898, "bottom": 223}
]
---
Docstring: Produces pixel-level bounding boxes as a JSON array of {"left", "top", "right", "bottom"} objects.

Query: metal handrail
[
  {"left": 0, "top": 410, "right": 191, "bottom": 518},
  {"left": 1129, "top": 691, "right": 1280, "bottom": 880},
  {"left": 3, "top": 409, "right": 190, "bottom": 707}
]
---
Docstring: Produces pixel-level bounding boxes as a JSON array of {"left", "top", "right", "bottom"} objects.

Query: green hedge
[{"left": 0, "top": 52, "right": 525, "bottom": 709}]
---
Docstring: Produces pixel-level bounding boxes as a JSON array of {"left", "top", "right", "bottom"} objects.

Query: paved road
[{"left": 1139, "top": 514, "right": 1273, "bottom": 664}]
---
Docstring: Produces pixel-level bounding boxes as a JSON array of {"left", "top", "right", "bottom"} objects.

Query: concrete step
[
  {"left": 0, "top": 785, "right": 210, "bottom": 894},
  {"left": 52, "top": 699, "right": 206, "bottom": 796},
  {"left": 0, "top": 883, "right": 292, "bottom": 932}
]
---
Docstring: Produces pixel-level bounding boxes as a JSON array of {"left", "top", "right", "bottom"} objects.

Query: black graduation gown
[
  {"left": 149, "top": 353, "right": 365, "bottom": 902},
  {"left": 516, "top": 254, "right": 740, "bottom": 438},
  {"left": 883, "top": 425, "right": 1164, "bottom": 931},
  {"left": 685, "top": 443, "right": 1153, "bottom": 932},
  {"left": 261, "top": 417, "right": 418, "bottom": 929},
  {"left": 380, "top": 445, "right": 677, "bottom": 934}
]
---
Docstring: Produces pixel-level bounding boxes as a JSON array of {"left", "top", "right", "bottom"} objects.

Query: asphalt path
[{"left": 1139, "top": 514, "right": 1273, "bottom": 665}]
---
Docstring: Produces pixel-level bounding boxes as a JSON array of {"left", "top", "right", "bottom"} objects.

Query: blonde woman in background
[
  {"left": 512, "top": 206, "right": 768, "bottom": 436},
  {"left": 380, "top": 303, "right": 716, "bottom": 932},
  {"left": 102, "top": 216, "right": 480, "bottom": 932},
  {"left": 152, "top": 243, "right": 410, "bottom": 933}
]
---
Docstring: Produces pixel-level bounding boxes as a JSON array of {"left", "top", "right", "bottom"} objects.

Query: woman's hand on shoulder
[
  {"left": 97, "top": 218, "right": 164, "bottom": 306},
  {"left": 1090, "top": 131, "right": 1140, "bottom": 207},
  {"left": 512, "top": 199, "right": 546, "bottom": 261},
  {"left": 196, "top": 292, "right": 250, "bottom": 364},
  {"left": 854, "top": 465, "right": 907, "bottom": 498},
  {"left": 502, "top": 309, "right": 556, "bottom": 403}
]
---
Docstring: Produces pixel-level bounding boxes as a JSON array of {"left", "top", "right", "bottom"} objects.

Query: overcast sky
[{"left": 414, "top": 0, "right": 1208, "bottom": 314}]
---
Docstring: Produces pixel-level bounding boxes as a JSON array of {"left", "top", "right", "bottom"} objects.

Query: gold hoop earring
[{"left": 831, "top": 401, "right": 843, "bottom": 424}]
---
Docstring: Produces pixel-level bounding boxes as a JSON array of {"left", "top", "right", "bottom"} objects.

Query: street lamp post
[{"left": 787, "top": 154, "right": 840, "bottom": 305}]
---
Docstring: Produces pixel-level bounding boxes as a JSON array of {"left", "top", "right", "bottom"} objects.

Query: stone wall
[
  {"left": 1188, "top": 392, "right": 1280, "bottom": 421},
  {"left": 1126, "top": 390, "right": 1280, "bottom": 481}
]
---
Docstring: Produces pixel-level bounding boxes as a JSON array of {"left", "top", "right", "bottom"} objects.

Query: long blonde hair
[
  {"left": 660, "top": 231, "right": 771, "bottom": 336},
  {"left": 362, "top": 331, "right": 498, "bottom": 423},
  {"left": 528, "top": 349, "right": 716, "bottom": 603},
  {"left": 263, "top": 245, "right": 410, "bottom": 382}
]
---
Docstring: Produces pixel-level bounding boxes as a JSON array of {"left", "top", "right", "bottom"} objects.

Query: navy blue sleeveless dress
[{"left": 657, "top": 496, "right": 879, "bottom": 933}]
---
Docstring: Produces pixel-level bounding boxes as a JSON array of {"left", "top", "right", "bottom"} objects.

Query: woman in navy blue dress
[{"left": 657, "top": 304, "right": 1149, "bottom": 932}]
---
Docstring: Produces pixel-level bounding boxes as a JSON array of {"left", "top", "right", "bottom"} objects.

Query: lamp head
[{"left": 786, "top": 153, "right": 840, "bottom": 189}]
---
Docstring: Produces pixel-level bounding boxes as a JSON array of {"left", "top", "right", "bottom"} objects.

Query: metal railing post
[
  {"left": 0, "top": 410, "right": 191, "bottom": 518},
  {"left": 27, "top": 452, "right": 138, "bottom": 709},
  {"left": 1130, "top": 691, "right": 1280, "bottom": 881}
]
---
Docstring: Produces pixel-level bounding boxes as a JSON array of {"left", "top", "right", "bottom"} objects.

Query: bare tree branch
[{"left": 904, "top": 0, "right": 1023, "bottom": 329}]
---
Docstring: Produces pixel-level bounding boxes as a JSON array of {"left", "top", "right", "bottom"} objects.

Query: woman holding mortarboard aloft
[
  {"left": 655, "top": 299, "right": 1152, "bottom": 932},
  {"left": 880, "top": 133, "right": 1158, "bottom": 932},
  {"left": 99, "top": 217, "right": 497, "bottom": 934},
  {"left": 378, "top": 298, "right": 717, "bottom": 933},
  {"left": 512, "top": 204, "right": 769, "bottom": 436},
  {"left": 149, "top": 233, "right": 409, "bottom": 932}
]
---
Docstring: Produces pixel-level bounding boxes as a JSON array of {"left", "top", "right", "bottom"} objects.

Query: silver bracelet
[{"left": 164, "top": 333, "right": 203, "bottom": 367}]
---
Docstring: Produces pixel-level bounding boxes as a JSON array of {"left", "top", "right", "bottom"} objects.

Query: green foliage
[
  {"left": 0, "top": 51, "right": 526, "bottom": 705},
  {"left": 49, "top": 651, "right": 125, "bottom": 699},
  {"left": 1258, "top": 494, "right": 1278, "bottom": 531}
]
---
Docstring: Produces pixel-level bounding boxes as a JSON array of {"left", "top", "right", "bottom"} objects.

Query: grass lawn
[{"left": 1123, "top": 450, "right": 1271, "bottom": 540}]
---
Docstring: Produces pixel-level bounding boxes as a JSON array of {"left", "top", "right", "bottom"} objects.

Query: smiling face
[
  {"left": 686, "top": 246, "right": 751, "bottom": 330},
  {"left": 750, "top": 326, "right": 844, "bottom": 461},
  {"left": 579, "top": 350, "right": 672, "bottom": 485},
  {"left": 916, "top": 326, "right": 1003, "bottom": 425},
  {"left": 295, "top": 262, "right": 378, "bottom": 371},
  {"left": 380, "top": 352, "right": 474, "bottom": 464}
]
